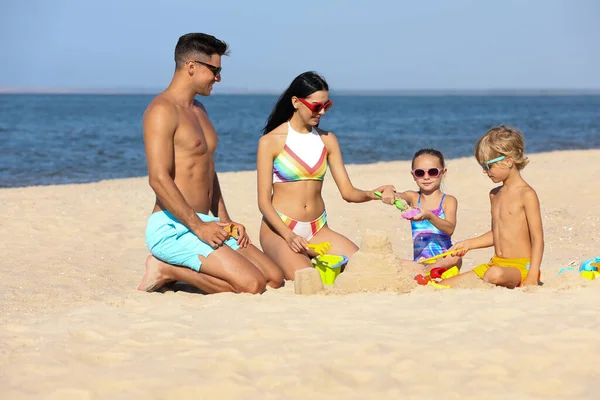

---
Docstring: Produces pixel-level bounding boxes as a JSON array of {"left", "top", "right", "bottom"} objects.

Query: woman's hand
[
  {"left": 380, "top": 187, "right": 396, "bottom": 205},
  {"left": 370, "top": 185, "right": 396, "bottom": 200},
  {"left": 286, "top": 232, "right": 309, "bottom": 253}
]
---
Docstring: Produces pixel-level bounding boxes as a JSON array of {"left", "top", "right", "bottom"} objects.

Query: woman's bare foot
[{"left": 137, "top": 256, "right": 175, "bottom": 292}]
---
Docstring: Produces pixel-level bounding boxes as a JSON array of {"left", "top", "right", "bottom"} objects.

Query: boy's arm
[
  {"left": 451, "top": 231, "right": 494, "bottom": 256},
  {"left": 522, "top": 188, "right": 544, "bottom": 285}
]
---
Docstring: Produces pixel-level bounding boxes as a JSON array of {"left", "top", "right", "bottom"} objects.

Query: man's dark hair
[{"left": 174, "top": 33, "right": 229, "bottom": 68}]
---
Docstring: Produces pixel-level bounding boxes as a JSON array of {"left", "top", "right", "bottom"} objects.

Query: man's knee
[
  {"left": 238, "top": 274, "right": 267, "bottom": 294},
  {"left": 231, "top": 265, "right": 267, "bottom": 294}
]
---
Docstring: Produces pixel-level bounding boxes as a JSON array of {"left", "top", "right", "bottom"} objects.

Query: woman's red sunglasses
[{"left": 297, "top": 98, "right": 333, "bottom": 114}]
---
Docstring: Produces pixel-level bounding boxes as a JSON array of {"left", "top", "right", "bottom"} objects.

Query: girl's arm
[
  {"left": 521, "top": 187, "right": 544, "bottom": 285},
  {"left": 324, "top": 132, "right": 394, "bottom": 202}
]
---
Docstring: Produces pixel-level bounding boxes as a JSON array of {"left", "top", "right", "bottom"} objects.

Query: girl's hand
[{"left": 408, "top": 207, "right": 431, "bottom": 221}]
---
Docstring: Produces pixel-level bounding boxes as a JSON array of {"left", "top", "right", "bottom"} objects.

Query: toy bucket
[
  {"left": 579, "top": 257, "right": 600, "bottom": 273},
  {"left": 313, "top": 254, "right": 348, "bottom": 285}
]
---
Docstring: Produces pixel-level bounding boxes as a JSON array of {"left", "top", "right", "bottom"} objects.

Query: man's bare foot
[{"left": 137, "top": 256, "right": 175, "bottom": 292}]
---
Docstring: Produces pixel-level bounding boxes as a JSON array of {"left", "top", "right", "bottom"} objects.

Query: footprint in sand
[{"left": 69, "top": 329, "right": 106, "bottom": 341}]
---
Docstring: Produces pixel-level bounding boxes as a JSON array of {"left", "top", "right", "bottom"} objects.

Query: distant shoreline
[{"left": 1, "top": 88, "right": 600, "bottom": 96}]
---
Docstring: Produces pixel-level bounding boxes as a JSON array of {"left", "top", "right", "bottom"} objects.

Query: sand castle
[{"left": 294, "top": 229, "right": 417, "bottom": 295}]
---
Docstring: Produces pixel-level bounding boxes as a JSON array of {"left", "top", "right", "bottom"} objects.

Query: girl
[
  {"left": 256, "top": 71, "right": 394, "bottom": 280},
  {"left": 381, "top": 148, "right": 462, "bottom": 273}
]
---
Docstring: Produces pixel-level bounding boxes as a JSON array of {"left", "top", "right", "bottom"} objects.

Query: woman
[{"left": 256, "top": 71, "right": 394, "bottom": 280}]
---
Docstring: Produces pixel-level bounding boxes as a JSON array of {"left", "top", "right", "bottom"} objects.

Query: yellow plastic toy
[
  {"left": 427, "top": 281, "right": 450, "bottom": 289},
  {"left": 580, "top": 271, "right": 600, "bottom": 281},
  {"left": 308, "top": 242, "right": 332, "bottom": 256},
  {"left": 417, "top": 250, "right": 461, "bottom": 265},
  {"left": 312, "top": 254, "right": 348, "bottom": 285},
  {"left": 440, "top": 266, "right": 459, "bottom": 279}
]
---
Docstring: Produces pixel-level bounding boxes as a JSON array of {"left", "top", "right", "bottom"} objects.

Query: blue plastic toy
[{"left": 579, "top": 257, "right": 600, "bottom": 272}]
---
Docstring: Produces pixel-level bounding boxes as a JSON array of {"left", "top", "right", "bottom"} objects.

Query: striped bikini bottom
[{"left": 276, "top": 210, "right": 327, "bottom": 241}]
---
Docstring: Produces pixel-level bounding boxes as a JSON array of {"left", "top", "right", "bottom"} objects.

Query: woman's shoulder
[
  {"left": 263, "top": 122, "right": 289, "bottom": 138},
  {"left": 259, "top": 124, "right": 288, "bottom": 155},
  {"left": 314, "top": 126, "right": 335, "bottom": 139}
]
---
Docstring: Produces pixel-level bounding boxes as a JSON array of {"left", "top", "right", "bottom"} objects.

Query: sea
[{"left": 1, "top": 94, "right": 599, "bottom": 188}]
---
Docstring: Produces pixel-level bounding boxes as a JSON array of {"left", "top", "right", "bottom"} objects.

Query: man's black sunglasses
[{"left": 192, "top": 60, "right": 221, "bottom": 77}]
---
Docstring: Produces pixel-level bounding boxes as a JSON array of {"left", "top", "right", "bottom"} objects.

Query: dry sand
[{"left": 1, "top": 150, "right": 599, "bottom": 399}]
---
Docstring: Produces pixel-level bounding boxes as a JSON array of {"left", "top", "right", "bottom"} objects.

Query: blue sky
[{"left": 1, "top": 0, "right": 598, "bottom": 92}]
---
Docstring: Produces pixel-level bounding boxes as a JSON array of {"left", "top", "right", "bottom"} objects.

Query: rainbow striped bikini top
[{"left": 272, "top": 122, "right": 328, "bottom": 183}]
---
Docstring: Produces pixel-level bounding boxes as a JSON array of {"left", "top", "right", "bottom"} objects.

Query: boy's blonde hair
[{"left": 474, "top": 125, "right": 529, "bottom": 170}]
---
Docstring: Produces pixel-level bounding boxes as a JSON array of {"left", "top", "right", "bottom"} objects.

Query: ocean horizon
[{"left": 1, "top": 93, "right": 599, "bottom": 188}]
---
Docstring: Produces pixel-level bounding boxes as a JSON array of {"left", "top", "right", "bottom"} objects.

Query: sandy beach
[{"left": 1, "top": 149, "right": 600, "bottom": 399}]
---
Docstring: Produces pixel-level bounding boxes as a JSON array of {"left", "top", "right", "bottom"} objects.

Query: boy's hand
[
  {"left": 522, "top": 274, "right": 539, "bottom": 287},
  {"left": 449, "top": 240, "right": 470, "bottom": 257}
]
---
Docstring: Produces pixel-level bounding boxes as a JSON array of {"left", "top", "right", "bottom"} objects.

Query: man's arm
[
  {"left": 522, "top": 187, "right": 544, "bottom": 285},
  {"left": 144, "top": 102, "right": 227, "bottom": 248},
  {"left": 210, "top": 173, "right": 231, "bottom": 223}
]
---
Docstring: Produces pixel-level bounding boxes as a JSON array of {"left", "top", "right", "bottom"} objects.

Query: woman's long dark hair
[{"left": 262, "top": 71, "right": 329, "bottom": 135}]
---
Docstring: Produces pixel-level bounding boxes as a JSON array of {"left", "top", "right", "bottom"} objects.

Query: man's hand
[
  {"left": 449, "top": 240, "right": 471, "bottom": 257},
  {"left": 286, "top": 232, "right": 309, "bottom": 253},
  {"left": 196, "top": 221, "right": 230, "bottom": 248},
  {"left": 229, "top": 221, "right": 251, "bottom": 248}
]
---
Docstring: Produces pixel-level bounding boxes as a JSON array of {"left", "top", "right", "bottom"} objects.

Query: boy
[{"left": 440, "top": 126, "right": 544, "bottom": 288}]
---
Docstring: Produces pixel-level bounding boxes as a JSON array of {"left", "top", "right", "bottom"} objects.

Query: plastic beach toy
[
  {"left": 579, "top": 257, "right": 600, "bottom": 272},
  {"left": 417, "top": 250, "right": 462, "bottom": 265},
  {"left": 414, "top": 266, "right": 459, "bottom": 285},
  {"left": 223, "top": 223, "right": 238, "bottom": 238},
  {"left": 307, "top": 242, "right": 332, "bottom": 256},
  {"left": 374, "top": 191, "right": 409, "bottom": 212},
  {"left": 401, "top": 208, "right": 421, "bottom": 219},
  {"left": 579, "top": 257, "right": 600, "bottom": 280},
  {"left": 312, "top": 254, "right": 348, "bottom": 285}
]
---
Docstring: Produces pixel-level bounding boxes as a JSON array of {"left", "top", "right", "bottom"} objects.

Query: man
[{"left": 138, "top": 33, "right": 284, "bottom": 294}]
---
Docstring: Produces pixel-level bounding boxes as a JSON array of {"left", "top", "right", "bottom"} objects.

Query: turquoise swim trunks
[{"left": 145, "top": 210, "right": 240, "bottom": 272}]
